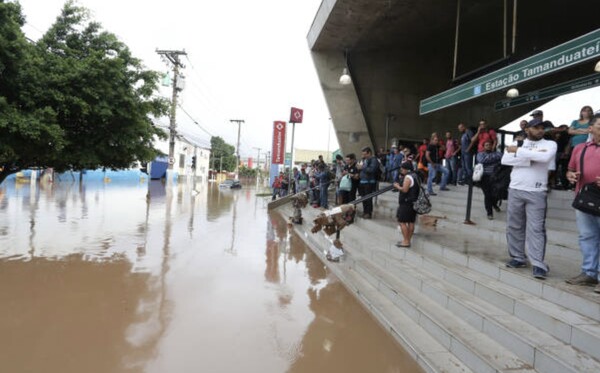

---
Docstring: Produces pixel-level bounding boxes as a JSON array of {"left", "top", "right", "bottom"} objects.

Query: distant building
[
  {"left": 293, "top": 149, "right": 340, "bottom": 165},
  {"left": 151, "top": 132, "right": 210, "bottom": 182}
]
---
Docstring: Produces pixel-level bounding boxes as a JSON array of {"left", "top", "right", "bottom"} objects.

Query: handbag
[
  {"left": 572, "top": 145, "right": 600, "bottom": 216},
  {"left": 339, "top": 175, "right": 352, "bottom": 192},
  {"left": 472, "top": 163, "right": 484, "bottom": 182},
  {"left": 412, "top": 174, "right": 432, "bottom": 215}
]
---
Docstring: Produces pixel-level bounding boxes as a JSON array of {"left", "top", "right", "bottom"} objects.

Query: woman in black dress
[{"left": 393, "top": 162, "right": 420, "bottom": 247}]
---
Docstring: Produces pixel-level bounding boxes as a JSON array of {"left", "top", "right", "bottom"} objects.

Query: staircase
[{"left": 276, "top": 184, "right": 600, "bottom": 373}]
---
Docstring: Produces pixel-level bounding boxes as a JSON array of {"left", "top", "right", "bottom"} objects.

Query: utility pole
[
  {"left": 156, "top": 49, "right": 187, "bottom": 173},
  {"left": 230, "top": 119, "right": 244, "bottom": 180},
  {"left": 253, "top": 147, "right": 261, "bottom": 187},
  {"left": 253, "top": 147, "right": 261, "bottom": 170}
]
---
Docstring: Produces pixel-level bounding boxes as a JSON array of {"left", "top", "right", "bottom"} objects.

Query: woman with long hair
[{"left": 568, "top": 105, "right": 594, "bottom": 147}]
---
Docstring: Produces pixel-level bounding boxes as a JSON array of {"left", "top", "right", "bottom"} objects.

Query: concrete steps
[
  {"left": 276, "top": 182, "right": 600, "bottom": 373},
  {"left": 294, "top": 215, "right": 474, "bottom": 373},
  {"left": 341, "top": 222, "right": 600, "bottom": 368}
]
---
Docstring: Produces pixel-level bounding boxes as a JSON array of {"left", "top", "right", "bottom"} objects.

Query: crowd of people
[
  {"left": 390, "top": 106, "right": 600, "bottom": 291},
  {"left": 271, "top": 105, "right": 600, "bottom": 292}
]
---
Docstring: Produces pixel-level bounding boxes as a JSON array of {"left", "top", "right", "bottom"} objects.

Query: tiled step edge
[
  {"left": 351, "top": 258, "right": 535, "bottom": 373},
  {"left": 361, "top": 249, "right": 600, "bottom": 372}
]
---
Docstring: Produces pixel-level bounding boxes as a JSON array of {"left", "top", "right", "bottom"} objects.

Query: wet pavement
[{"left": 0, "top": 179, "right": 422, "bottom": 373}]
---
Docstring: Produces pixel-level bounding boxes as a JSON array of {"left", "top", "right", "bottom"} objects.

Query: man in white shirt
[{"left": 501, "top": 119, "right": 557, "bottom": 279}]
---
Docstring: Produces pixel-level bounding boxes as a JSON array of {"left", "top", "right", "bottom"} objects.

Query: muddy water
[{"left": 0, "top": 179, "right": 422, "bottom": 373}]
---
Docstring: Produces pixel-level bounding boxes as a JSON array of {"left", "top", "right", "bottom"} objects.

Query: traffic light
[{"left": 191, "top": 156, "right": 196, "bottom": 169}]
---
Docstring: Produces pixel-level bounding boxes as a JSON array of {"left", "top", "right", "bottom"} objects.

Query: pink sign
[
  {"left": 271, "top": 121, "right": 286, "bottom": 164},
  {"left": 290, "top": 107, "right": 303, "bottom": 123}
]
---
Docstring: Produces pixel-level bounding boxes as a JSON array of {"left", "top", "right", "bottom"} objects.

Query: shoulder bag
[{"left": 572, "top": 145, "right": 600, "bottom": 216}]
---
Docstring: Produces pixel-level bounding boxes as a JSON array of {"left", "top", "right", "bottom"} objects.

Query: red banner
[
  {"left": 271, "top": 121, "right": 286, "bottom": 164},
  {"left": 290, "top": 107, "right": 303, "bottom": 123}
]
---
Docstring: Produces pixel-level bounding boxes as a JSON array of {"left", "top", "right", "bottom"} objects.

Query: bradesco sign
[
  {"left": 271, "top": 121, "right": 286, "bottom": 164},
  {"left": 420, "top": 29, "right": 600, "bottom": 115}
]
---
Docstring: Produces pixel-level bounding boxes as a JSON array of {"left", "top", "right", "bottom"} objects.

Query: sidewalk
[{"left": 275, "top": 183, "right": 600, "bottom": 373}]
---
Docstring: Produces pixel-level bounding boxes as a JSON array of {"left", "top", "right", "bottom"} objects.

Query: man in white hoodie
[{"left": 501, "top": 119, "right": 557, "bottom": 279}]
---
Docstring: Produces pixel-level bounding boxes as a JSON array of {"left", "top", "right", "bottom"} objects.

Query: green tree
[
  {"left": 238, "top": 165, "right": 257, "bottom": 178},
  {"left": 209, "top": 136, "right": 236, "bottom": 172},
  {"left": 0, "top": 1, "right": 64, "bottom": 183},
  {"left": 0, "top": 1, "right": 168, "bottom": 184}
]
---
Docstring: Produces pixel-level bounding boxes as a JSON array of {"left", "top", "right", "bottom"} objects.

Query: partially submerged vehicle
[{"left": 219, "top": 179, "right": 242, "bottom": 189}]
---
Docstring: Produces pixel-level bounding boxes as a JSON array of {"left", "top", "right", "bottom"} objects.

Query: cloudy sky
[
  {"left": 17, "top": 0, "right": 338, "bottom": 159},
  {"left": 16, "top": 0, "right": 600, "bottom": 154}
]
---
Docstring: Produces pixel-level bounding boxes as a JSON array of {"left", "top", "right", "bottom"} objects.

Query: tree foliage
[
  {"left": 209, "top": 136, "right": 237, "bottom": 172},
  {"left": 0, "top": 0, "right": 168, "bottom": 184},
  {"left": 238, "top": 165, "right": 257, "bottom": 178}
]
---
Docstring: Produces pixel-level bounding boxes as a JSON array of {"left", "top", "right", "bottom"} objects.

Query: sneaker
[
  {"left": 506, "top": 259, "right": 527, "bottom": 268},
  {"left": 493, "top": 205, "right": 501, "bottom": 212},
  {"left": 440, "top": 187, "right": 450, "bottom": 191},
  {"left": 566, "top": 273, "right": 599, "bottom": 286},
  {"left": 362, "top": 213, "right": 371, "bottom": 219},
  {"left": 487, "top": 214, "right": 494, "bottom": 220},
  {"left": 428, "top": 192, "right": 437, "bottom": 196},
  {"left": 533, "top": 266, "right": 547, "bottom": 279}
]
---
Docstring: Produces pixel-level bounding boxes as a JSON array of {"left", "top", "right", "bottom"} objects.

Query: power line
[{"left": 178, "top": 104, "right": 214, "bottom": 138}]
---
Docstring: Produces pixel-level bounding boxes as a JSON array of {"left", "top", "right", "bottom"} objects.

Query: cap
[
  {"left": 526, "top": 118, "right": 543, "bottom": 128},
  {"left": 530, "top": 110, "right": 543, "bottom": 117},
  {"left": 542, "top": 120, "right": 554, "bottom": 130},
  {"left": 400, "top": 161, "right": 414, "bottom": 171}
]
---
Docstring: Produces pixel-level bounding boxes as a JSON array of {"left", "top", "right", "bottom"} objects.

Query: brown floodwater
[{"left": 0, "top": 179, "right": 422, "bottom": 373}]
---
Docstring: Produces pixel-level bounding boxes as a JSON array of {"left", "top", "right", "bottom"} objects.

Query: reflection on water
[{"left": 0, "top": 179, "right": 421, "bottom": 373}]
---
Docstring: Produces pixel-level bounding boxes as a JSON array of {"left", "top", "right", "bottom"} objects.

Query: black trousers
[
  {"left": 480, "top": 174, "right": 498, "bottom": 215},
  {"left": 359, "top": 183, "right": 376, "bottom": 215}
]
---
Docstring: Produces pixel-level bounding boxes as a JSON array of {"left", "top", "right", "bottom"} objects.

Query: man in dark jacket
[{"left": 359, "top": 147, "right": 378, "bottom": 219}]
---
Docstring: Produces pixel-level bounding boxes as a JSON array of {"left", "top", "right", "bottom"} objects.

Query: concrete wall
[
  {"left": 308, "top": 0, "right": 600, "bottom": 155},
  {"left": 311, "top": 50, "right": 373, "bottom": 156}
]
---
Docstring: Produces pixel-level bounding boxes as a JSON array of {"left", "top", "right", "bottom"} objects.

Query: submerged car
[{"left": 219, "top": 179, "right": 242, "bottom": 189}]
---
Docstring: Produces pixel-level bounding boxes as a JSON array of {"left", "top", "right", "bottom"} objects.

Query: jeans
[
  {"left": 427, "top": 163, "right": 449, "bottom": 193},
  {"left": 272, "top": 188, "right": 280, "bottom": 200},
  {"left": 460, "top": 152, "right": 473, "bottom": 182},
  {"left": 319, "top": 182, "right": 329, "bottom": 209},
  {"left": 446, "top": 156, "right": 458, "bottom": 185},
  {"left": 575, "top": 210, "right": 600, "bottom": 278}
]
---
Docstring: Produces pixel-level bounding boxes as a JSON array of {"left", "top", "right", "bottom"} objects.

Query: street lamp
[
  {"left": 339, "top": 68, "right": 352, "bottom": 85},
  {"left": 339, "top": 49, "right": 352, "bottom": 85}
]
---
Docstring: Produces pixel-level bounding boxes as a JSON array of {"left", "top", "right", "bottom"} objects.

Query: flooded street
[{"left": 0, "top": 179, "right": 421, "bottom": 373}]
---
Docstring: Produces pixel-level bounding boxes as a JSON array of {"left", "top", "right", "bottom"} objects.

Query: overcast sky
[
  {"left": 17, "top": 0, "right": 337, "bottom": 159},
  {"left": 16, "top": 0, "right": 600, "bottom": 154}
]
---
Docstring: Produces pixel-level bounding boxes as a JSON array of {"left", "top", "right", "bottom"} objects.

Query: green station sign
[
  {"left": 494, "top": 73, "right": 600, "bottom": 111},
  {"left": 420, "top": 28, "right": 600, "bottom": 115}
]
